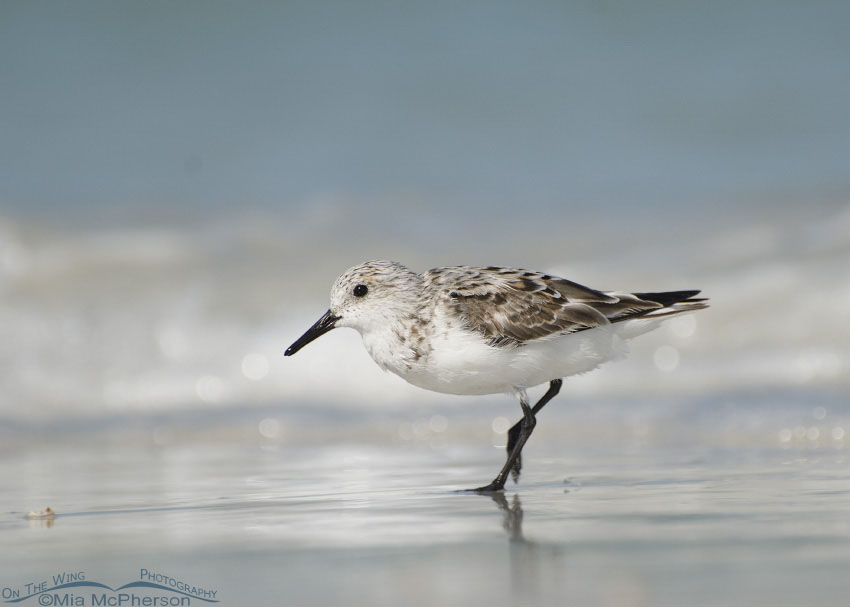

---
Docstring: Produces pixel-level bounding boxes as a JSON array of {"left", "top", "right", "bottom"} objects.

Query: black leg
[
  {"left": 472, "top": 391, "right": 537, "bottom": 492},
  {"left": 506, "top": 379, "right": 562, "bottom": 482}
]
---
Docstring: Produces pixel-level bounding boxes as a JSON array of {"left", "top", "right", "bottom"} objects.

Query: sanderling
[{"left": 285, "top": 260, "right": 708, "bottom": 492}]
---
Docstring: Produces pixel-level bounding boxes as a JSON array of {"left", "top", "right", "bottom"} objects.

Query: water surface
[{"left": 4, "top": 400, "right": 850, "bottom": 607}]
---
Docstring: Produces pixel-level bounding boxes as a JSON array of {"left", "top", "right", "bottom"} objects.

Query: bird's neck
[{"left": 360, "top": 304, "right": 430, "bottom": 377}]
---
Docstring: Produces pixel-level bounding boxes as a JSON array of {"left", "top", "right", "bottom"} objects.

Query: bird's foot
[{"left": 464, "top": 479, "right": 506, "bottom": 493}]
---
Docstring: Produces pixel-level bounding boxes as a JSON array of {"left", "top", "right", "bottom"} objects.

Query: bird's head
[{"left": 284, "top": 260, "right": 421, "bottom": 356}]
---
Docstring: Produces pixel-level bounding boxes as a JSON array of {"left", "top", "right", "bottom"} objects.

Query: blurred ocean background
[{"left": 2, "top": 1, "right": 850, "bottom": 606}]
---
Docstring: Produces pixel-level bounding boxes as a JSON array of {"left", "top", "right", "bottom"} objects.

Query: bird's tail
[{"left": 632, "top": 290, "right": 709, "bottom": 319}]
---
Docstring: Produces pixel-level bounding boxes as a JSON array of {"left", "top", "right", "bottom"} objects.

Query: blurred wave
[
  {"left": 1, "top": 202, "right": 847, "bottom": 428},
  {"left": 2, "top": 0, "right": 849, "bottom": 447}
]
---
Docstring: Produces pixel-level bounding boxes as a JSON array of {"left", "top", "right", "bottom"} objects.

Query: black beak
[{"left": 285, "top": 309, "right": 340, "bottom": 356}]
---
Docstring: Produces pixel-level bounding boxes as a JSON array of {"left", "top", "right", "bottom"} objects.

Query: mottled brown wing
[{"left": 427, "top": 266, "right": 619, "bottom": 346}]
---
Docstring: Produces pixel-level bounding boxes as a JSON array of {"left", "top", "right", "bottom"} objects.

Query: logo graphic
[{"left": 3, "top": 570, "right": 218, "bottom": 606}]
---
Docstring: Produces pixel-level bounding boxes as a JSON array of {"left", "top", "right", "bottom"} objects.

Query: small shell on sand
[{"left": 27, "top": 507, "right": 56, "bottom": 519}]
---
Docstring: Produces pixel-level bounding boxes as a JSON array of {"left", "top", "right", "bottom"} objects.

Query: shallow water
[{"left": 4, "top": 400, "right": 850, "bottom": 607}]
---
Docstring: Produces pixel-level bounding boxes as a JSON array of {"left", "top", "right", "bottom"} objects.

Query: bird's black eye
[{"left": 353, "top": 284, "right": 368, "bottom": 297}]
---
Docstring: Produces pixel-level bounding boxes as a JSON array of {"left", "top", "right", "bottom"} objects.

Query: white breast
[{"left": 374, "top": 306, "right": 628, "bottom": 395}]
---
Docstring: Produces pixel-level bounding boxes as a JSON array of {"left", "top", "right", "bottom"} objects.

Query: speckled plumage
[
  {"left": 313, "top": 261, "right": 706, "bottom": 394},
  {"left": 286, "top": 260, "right": 708, "bottom": 490}
]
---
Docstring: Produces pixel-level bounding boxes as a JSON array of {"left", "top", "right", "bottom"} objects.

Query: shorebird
[{"left": 285, "top": 260, "right": 707, "bottom": 492}]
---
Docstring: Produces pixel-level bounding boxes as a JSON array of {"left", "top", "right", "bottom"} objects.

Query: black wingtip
[{"left": 633, "top": 290, "right": 704, "bottom": 307}]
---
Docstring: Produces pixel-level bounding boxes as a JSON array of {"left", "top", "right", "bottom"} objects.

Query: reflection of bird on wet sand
[
  {"left": 484, "top": 490, "right": 648, "bottom": 604},
  {"left": 485, "top": 492, "right": 550, "bottom": 596},
  {"left": 489, "top": 492, "right": 525, "bottom": 542}
]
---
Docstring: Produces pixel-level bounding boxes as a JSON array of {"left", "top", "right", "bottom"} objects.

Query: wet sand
[{"left": 3, "top": 409, "right": 850, "bottom": 607}]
